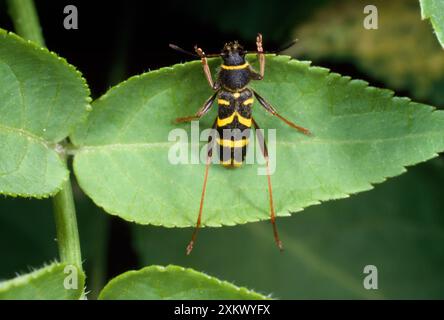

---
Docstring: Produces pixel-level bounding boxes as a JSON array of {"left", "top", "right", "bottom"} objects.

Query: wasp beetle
[{"left": 170, "top": 34, "right": 310, "bottom": 254}]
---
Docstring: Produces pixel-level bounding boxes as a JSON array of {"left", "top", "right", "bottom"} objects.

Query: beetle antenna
[
  {"left": 169, "top": 44, "right": 200, "bottom": 57},
  {"left": 276, "top": 38, "right": 298, "bottom": 53},
  {"left": 245, "top": 38, "right": 298, "bottom": 54},
  {"left": 170, "top": 44, "right": 221, "bottom": 58}
]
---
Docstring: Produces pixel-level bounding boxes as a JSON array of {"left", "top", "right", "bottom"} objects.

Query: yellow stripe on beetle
[
  {"left": 217, "top": 99, "right": 230, "bottom": 106},
  {"left": 243, "top": 98, "right": 254, "bottom": 105},
  {"left": 220, "top": 160, "right": 243, "bottom": 167},
  {"left": 217, "top": 113, "right": 235, "bottom": 127},
  {"left": 220, "top": 160, "right": 232, "bottom": 166},
  {"left": 237, "top": 114, "right": 252, "bottom": 127},
  {"left": 216, "top": 138, "right": 249, "bottom": 148},
  {"left": 220, "top": 62, "right": 249, "bottom": 70},
  {"left": 232, "top": 160, "right": 243, "bottom": 167},
  {"left": 217, "top": 112, "right": 252, "bottom": 127}
]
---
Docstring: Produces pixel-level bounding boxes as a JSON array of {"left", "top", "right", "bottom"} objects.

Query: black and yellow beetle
[{"left": 170, "top": 34, "right": 310, "bottom": 254}]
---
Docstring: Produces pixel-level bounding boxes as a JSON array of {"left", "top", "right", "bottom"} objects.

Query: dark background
[
  {"left": 1, "top": 0, "right": 329, "bottom": 97},
  {"left": 1, "top": 0, "right": 444, "bottom": 299}
]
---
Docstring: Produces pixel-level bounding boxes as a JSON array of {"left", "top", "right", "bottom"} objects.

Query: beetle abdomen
[{"left": 215, "top": 89, "right": 254, "bottom": 167}]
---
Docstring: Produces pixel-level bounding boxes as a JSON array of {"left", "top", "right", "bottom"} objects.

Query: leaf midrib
[{"left": 74, "top": 130, "right": 444, "bottom": 153}]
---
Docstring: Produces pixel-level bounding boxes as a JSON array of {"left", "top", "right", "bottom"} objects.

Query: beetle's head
[{"left": 221, "top": 41, "right": 246, "bottom": 66}]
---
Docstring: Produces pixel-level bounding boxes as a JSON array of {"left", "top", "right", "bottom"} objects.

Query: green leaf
[
  {"left": 72, "top": 55, "right": 444, "bottom": 227},
  {"left": 0, "top": 29, "right": 91, "bottom": 197},
  {"left": 132, "top": 160, "right": 444, "bottom": 299},
  {"left": 0, "top": 262, "right": 85, "bottom": 300},
  {"left": 420, "top": 0, "right": 444, "bottom": 48},
  {"left": 98, "top": 265, "right": 267, "bottom": 300}
]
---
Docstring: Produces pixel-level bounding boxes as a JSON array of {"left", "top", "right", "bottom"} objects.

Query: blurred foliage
[
  {"left": 288, "top": 0, "right": 444, "bottom": 107},
  {"left": 171, "top": 0, "right": 328, "bottom": 44},
  {"left": 133, "top": 159, "right": 444, "bottom": 299}
]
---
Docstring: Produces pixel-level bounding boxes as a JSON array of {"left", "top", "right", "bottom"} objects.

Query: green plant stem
[
  {"left": 7, "top": 0, "right": 45, "bottom": 46},
  {"left": 52, "top": 156, "right": 83, "bottom": 268},
  {"left": 7, "top": 0, "right": 83, "bottom": 270}
]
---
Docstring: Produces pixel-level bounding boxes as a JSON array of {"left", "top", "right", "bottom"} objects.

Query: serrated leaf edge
[
  {"left": 0, "top": 261, "right": 86, "bottom": 300},
  {"left": 0, "top": 127, "right": 69, "bottom": 198},
  {"left": 0, "top": 262, "right": 63, "bottom": 292},
  {"left": 0, "top": 168, "right": 69, "bottom": 199}
]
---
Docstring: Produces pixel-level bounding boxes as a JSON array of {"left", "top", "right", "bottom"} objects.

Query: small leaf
[
  {"left": 98, "top": 265, "right": 267, "bottom": 300},
  {"left": 420, "top": 0, "right": 444, "bottom": 48},
  {"left": 0, "top": 29, "right": 91, "bottom": 197},
  {"left": 73, "top": 55, "right": 444, "bottom": 227},
  {"left": 0, "top": 262, "right": 85, "bottom": 300}
]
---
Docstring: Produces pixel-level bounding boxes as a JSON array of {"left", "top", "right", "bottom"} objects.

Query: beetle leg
[
  {"left": 175, "top": 91, "right": 218, "bottom": 123},
  {"left": 253, "top": 90, "right": 311, "bottom": 135},
  {"left": 256, "top": 33, "right": 265, "bottom": 79},
  {"left": 195, "top": 46, "right": 220, "bottom": 90},
  {"left": 186, "top": 118, "right": 217, "bottom": 255},
  {"left": 252, "top": 117, "right": 283, "bottom": 251}
]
